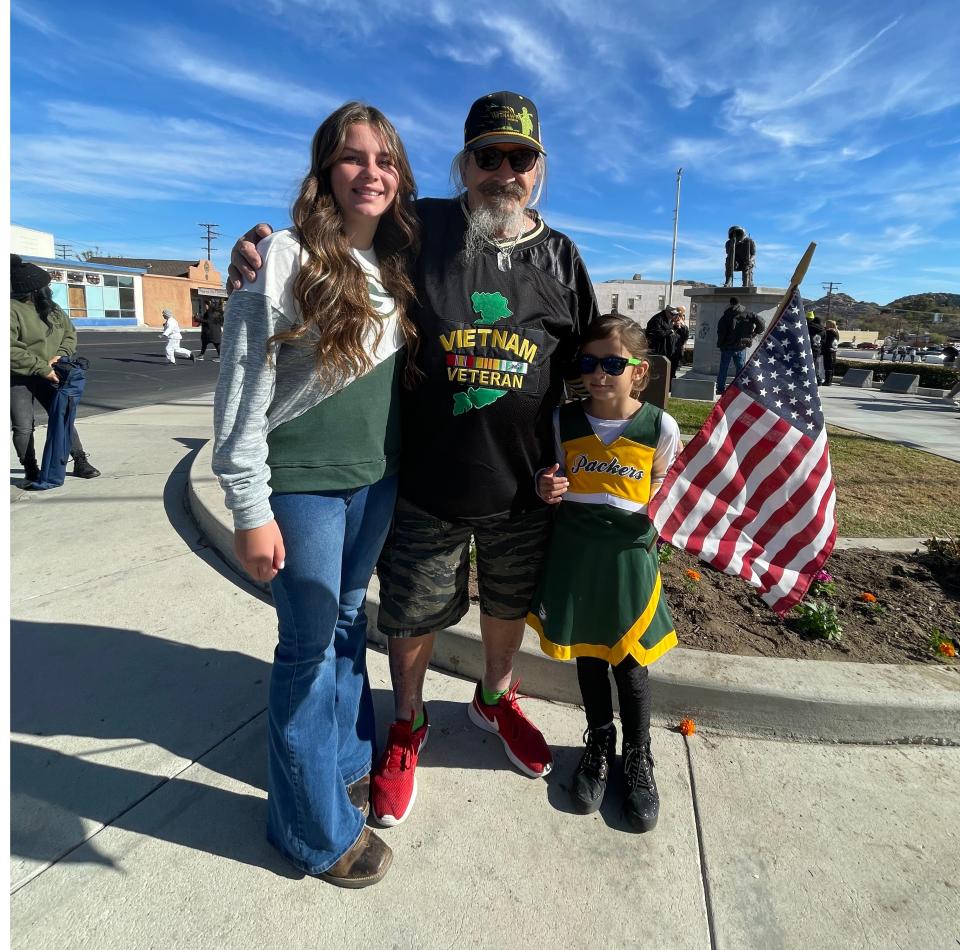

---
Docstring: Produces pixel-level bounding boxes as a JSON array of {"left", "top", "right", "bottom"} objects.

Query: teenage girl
[
  {"left": 528, "top": 313, "right": 681, "bottom": 831},
  {"left": 213, "top": 102, "right": 419, "bottom": 887}
]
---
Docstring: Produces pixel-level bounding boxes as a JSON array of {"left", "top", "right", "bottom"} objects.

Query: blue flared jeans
[{"left": 266, "top": 474, "right": 397, "bottom": 874}]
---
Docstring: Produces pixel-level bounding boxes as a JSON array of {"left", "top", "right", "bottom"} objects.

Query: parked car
[
  {"left": 923, "top": 352, "right": 946, "bottom": 364},
  {"left": 856, "top": 342, "right": 879, "bottom": 350}
]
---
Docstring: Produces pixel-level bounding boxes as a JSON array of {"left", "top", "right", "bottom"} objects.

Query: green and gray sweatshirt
[{"left": 212, "top": 229, "right": 404, "bottom": 530}]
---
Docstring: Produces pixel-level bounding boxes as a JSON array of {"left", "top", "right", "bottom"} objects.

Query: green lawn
[{"left": 665, "top": 398, "right": 960, "bottom": 537}]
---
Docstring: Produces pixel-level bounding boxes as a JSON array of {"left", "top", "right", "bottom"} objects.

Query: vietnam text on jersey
[{"left": 400, "top": 197, "right": 599, "bottom": 520}]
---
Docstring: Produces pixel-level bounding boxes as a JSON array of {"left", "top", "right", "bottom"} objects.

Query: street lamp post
[{"left": 667, "top": 168, "right": 683, "bottom": 307}]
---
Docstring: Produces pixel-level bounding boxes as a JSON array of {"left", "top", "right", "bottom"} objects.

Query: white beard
[{"left": 462, "top": 202, "right": 528, "bottom": 265}]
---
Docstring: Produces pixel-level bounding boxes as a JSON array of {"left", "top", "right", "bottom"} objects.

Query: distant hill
[{"left": 801, "top": 291, "right": 960, "bottom": 342}]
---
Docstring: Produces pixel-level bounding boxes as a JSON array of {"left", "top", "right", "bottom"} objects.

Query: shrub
[{"left": 793, "top": 600, "right": 844, "bottom": 641}]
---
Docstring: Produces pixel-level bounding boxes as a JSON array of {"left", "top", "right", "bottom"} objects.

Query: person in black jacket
[
  {"left": 196, "top": 301, "right": 222, "bottom": 361},
  {"left": 669, "top": 305, "right": 689, "bottom": 380},
  {"left": 806, "top": 311, "right": 825, "bottom": 384},
  {"left": 822, "top": 319, "right": 840, "bottom": 385},
  {"left": 644, "top": 307, "right": 674, "bottom": 358},
  {"left": 715, "top": 296, "right": 764, "bottom": 394},
  {"left": 646, "top": 305, "right": 689, "bottom": 380}
]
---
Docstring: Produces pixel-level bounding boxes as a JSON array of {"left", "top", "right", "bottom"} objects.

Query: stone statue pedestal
[{"left": 671, "top": 286, "right": 786, "bottom": 399}]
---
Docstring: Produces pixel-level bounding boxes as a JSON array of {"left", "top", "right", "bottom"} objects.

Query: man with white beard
[{"left": 228, "top": 91, "right": 599, "bottom": 828}]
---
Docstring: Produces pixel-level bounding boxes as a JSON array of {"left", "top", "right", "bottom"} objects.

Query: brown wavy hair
[{"left": 269, "top": 102, "right": 420, "bottom": 387}]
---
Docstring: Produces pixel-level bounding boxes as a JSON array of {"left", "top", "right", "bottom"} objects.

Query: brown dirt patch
[{"left": 469, "top": 548, "right": 960, "bottom": 667}]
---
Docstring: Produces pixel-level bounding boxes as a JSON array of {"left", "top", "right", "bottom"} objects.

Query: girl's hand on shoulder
[
  {"left": 538, "top": 463, "right": 569, "bottom": 505},
  {"left": 234, "top": 520, "right": 286, "bottom": 582}
]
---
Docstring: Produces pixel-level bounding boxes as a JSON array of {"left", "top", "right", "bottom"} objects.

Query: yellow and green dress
[{"left": 527, "top": 401, "right": 678, "bottom": 666}]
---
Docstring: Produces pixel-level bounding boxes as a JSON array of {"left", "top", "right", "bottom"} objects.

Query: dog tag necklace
[{"left": 496, "top": 223, "right": 525, "bottom": 272}]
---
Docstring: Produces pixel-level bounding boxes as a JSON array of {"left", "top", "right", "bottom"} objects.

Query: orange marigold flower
[
  {"left": 679, "top": 718, "right": 696, "bottom": 736},
  {"left": 939, "top": 642, "right": 957, "bottom": 658},
  {"left": 686, "top": 569, "right": 702, "bottom": 582},
  {"left": 860, "top": 592, "right": 877, "bottom": 603}
]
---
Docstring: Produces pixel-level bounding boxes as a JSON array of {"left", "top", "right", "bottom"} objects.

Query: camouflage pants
[{"left": 376, "top": 496, "right": 553, "bottom": 637}]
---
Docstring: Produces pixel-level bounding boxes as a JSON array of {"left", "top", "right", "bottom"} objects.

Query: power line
[
  {"left": 55, "top": 243, "right": 74, "bottom": 260},
  {"left": 821, "top": 281, "right": 842, "bottom": 324},
  {"left": 198, "top": 223, "right": 222, "bottom": 261}
]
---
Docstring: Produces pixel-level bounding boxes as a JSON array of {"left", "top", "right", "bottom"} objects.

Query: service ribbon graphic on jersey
[{"left": 442, "top": 291, "right": 545, "bottom": 414}]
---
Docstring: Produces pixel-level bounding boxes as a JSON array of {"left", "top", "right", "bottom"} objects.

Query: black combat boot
[
  {"left": 20, "top": 455, "right": 40, "bottom": 486},
  {"left": 622, "top": 739, "right": 659, "bottom": 833},
  {"left": 72, "top": 453, "right": 101, "bottom": 479},
  {"left": 570, "top": 723, "right": 617, "bottom": 814}
]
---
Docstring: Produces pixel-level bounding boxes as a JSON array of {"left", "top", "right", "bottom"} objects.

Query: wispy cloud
[
  {"left": 427, "top": 42, "right": 500, "bottom": 66},
  {"left": 142, "top": 34, "right": 339, "bottom": 116},
  {"left": 795, "top": 16, "right": 903, "bottom": 101}
]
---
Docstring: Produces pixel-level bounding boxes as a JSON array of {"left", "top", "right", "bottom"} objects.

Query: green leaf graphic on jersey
[
  {"left": 471, "top": 291, "right": 513, "bottom": 326},
  {"left": 366, "top": 278, "right": 395, "bottom": 316},
  {"left": 452, "top": 387, "right": 509, "bottom": 415}
]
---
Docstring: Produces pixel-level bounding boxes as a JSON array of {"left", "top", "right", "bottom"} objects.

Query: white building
[
  {"left": 11, "top": 225, "right": 55, "bottom": 259},
  {"left": 592, "top": 277, "right": 704, "bottom": 327}
]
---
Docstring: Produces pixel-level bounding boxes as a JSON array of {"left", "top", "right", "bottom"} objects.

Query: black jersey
[{"left": 400, "top": 197, "right": 599, "bottom": 520}]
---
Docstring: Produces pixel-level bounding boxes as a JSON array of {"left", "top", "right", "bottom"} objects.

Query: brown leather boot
[
  {"left": 318, "top": 827, "right": 392, "bottom": 889},
  {"left": 347, "top": 774, "right": 370, "bottom": 817}
]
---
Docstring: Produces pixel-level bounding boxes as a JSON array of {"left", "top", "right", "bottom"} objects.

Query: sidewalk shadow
[{"left": 11, "top": 739, "right": 301, "bottom": 881}]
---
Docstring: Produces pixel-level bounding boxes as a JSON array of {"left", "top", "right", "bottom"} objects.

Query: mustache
[{"left": 479, "top": 180, "right": 525, "bottom": 200}]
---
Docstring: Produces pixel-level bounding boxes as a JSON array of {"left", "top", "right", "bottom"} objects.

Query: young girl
[
  {"left": 528, "top": 314, "right": 681, "bottom": 831},
  {"left": 212, "top": 102, "right": 419, "bottom": 887}
]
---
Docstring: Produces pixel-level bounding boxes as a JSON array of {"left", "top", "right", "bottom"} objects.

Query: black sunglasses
[
  {"left": 472, "top": 146, "right": 539, "bottom": 173},
  {"left": 579, "top": 355, "right": 643, "bottom": 376}
]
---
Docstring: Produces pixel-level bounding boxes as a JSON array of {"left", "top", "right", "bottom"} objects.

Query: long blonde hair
[{"left": 269, "top": 102, "right": 420, "bottom": 387}]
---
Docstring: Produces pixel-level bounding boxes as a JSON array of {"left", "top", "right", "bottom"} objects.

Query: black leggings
[
  {"left": 576, "top": 655, "right": 651, "bottom": 746},
  {"left": 10, "top": 374, "right": 83, "bottom": 462}
]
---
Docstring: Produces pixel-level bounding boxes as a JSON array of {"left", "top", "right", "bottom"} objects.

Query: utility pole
[
  {"left": 667, "top": 168, "right": 683, "bottom": 306},
  {"left": 55, "top": 243, "right": 74, "bottom": 260},
  {"left": 198, "top": 223, "right": 221, "bottom": 261},
  {"left": 821, "top": 281, "right": 841, "bottom": 324}
]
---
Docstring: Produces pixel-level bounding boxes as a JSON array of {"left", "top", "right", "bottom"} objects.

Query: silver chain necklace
[{"left": 461, "top": 199, "right": 528, "bottom": 271}]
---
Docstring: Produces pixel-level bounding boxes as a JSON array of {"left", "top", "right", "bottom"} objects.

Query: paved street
[{"left": 74, "top": 330, "right": 221, "bottom": 418}]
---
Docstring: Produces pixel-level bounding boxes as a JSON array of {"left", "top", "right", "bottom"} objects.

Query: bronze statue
[{"left": 723, "top": 225, "right": 756, "bottom": 287}]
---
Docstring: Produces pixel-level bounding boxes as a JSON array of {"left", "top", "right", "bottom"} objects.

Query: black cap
[
  {"left": 10, "top": 254, "right": 51, "bottom": 296},
  {"left": 464, "top": 91, "right": 544, "bottom": 154}
]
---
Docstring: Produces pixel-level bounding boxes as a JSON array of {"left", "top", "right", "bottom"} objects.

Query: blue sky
[{"left": 10, "top": 0, "right": 960, "bottom": 304}]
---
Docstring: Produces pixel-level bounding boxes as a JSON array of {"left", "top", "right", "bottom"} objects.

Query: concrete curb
[{"left": 187, "top": 440, "right": 960, "bottom": 746}]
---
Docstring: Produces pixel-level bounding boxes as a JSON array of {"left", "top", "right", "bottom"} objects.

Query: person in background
[
  {"left": 668, "top": 305, "right": 689, "bottom": 380},
  {"left": 10, "top": 254, "right": 100, "bottom": 485},
  {"left": 197, "top": 301, "right": 222, "bottom": 362},
  {"left": 160, "top": 309, "right": 196, "bottom": 364},
  {"left": 715, "top": 296, "right": 764, "bottom": 395},
  {"left": 822, "top": 319, "right": 840, "bottom": 386},
  {"left": 805, "top": 310, "right": 825, "bottom": 384}
]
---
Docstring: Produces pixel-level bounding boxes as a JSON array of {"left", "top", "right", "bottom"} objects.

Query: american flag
[{"left": 650, "top": 288, "right": 837, "bottom": 616}]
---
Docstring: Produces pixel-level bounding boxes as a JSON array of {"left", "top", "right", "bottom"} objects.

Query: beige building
[{"left": 88, "top": 257, "right": 225, "bottom": 327}]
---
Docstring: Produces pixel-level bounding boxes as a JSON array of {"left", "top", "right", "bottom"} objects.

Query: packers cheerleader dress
[{"left": 528, "top": 400, "right": 679, "bottom": 666}]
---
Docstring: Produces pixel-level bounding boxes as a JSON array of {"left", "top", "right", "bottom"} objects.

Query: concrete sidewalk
[
  {"left": 9, "top": 395, "right": 960, "bottom": 950},
  {"left": 818, "top": 384, "right": 960, "bottom": 462}
]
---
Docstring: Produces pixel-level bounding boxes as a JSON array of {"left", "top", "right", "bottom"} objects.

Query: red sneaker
[
  {"left": 370, "top": 710, "right": 429, "bottom": 827},
  {"left": 468, "top": 681, "right": 553, "bottom": 777}
]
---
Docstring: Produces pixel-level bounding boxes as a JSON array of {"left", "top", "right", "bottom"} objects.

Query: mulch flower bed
[{"left": 469, "top": 546, "right": 960, "bottom": 667}]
